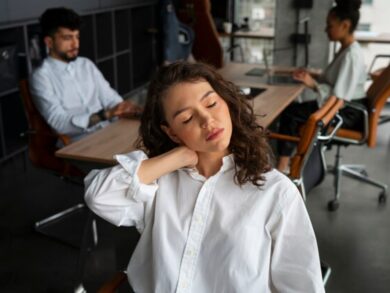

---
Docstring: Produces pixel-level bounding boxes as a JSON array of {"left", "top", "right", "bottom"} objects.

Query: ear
[
  {"left": 43, "top": 36, "right": 53, "bottom": 50},
  {"left": 342, "top": 19, "right": 351, "bottom": 33},
  {"left": 161, "top": 125, "right": 182, "bottom": 144}
]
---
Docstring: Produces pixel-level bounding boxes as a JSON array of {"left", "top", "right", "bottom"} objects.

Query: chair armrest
[
  {"left": 20, "top": 129, "right": 71, "bottom": 146},
  {"left": 268, "top": 132, "right": 300, "bottom": 143},
  {"left": 58, "top": 134, "right": 71, "bottom": 146},
  {"left": 318, "top": 114, "right": 343, "bottom": 142}
]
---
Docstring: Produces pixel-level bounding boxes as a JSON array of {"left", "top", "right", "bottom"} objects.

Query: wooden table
[
  {"left": 355, "top": 32, "right": 390, "bottom": 44},
  {"left": 56, "top": 63, "right": 304, "bottom": 165}
]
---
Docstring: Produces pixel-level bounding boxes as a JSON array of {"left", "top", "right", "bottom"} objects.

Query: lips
[{"left": 206, "top": 128, "right": 224, "bottom": 141}]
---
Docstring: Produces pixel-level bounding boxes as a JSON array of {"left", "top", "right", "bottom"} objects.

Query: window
[
  {"left": 362, "top": 0, "right": 373, "bottom": 5},
  {"left": 357, "top": 23, "right": 371, "bottom": 32}
]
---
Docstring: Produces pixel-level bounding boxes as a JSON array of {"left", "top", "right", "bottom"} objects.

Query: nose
[
  {"left": 199, "top": 110, "right": 213, "bottom": 129},
  {"left": 72, "top": 37, "right": 79, "bottom": 49}
]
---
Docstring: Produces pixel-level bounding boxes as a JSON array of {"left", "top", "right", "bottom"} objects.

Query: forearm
[{"left": 138, "top": 147, "right": 196, "bottom": 184}]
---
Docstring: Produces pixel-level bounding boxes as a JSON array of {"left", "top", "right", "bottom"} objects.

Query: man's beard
[{"left": 57, "top": 50, "right": 78, "bottom": 62}]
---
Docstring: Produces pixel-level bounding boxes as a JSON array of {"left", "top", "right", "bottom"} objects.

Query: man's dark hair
[{"left": 40, "top": 7, "right": 81, "bottom": 37}]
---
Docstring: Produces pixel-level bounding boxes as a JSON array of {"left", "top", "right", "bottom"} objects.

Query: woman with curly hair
[{"left": 85, "top": 61, "right": 324, "bottom": 292}]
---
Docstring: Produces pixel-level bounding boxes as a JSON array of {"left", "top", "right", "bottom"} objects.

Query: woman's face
[
  {"left": 325, "top": 13, "right": 351, "bottom": 42},
  {"left": 161, "top": 80, "right": 232, "bottom": 155}
]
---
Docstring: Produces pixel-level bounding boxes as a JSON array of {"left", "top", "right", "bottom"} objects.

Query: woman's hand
[
  {"left": 137, "top": 146, "right": 198, "bottom": 184},
  {"left": 176, "top": 146, "right": 198, "bottom": 168},
  {"left": 293, "top": 68, "right": 317, "bottom": 90}
]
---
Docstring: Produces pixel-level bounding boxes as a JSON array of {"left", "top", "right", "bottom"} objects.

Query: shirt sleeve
[
  {"left": 30, "top": 70, "right": 91, "bottom": 135},
  {"left": 84, "top": 150, "right": 158, "bottom": 233},
  {"left": 316, "top": 50, "right": 364, "bottom": 105},
  {"left": 90, "top": 61, "right": 123, "bottom": 109},
  {"left": 268, "top": 189, "right": 325, "bottom": 293}
]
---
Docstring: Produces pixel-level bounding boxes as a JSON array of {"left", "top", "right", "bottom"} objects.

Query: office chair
[
  {"left": 19, "top": 79, "right": 94, "bottom": 247},
  {"left": 367, "top": 54, "right": 390, "bottom": 126},
  {"left": 269, "top": 96, "right": 344, "bottom": 286},
  {"left": 269, "top": 96, "right": 344, "bottom": 200},
  {"left": 327, "top": 65, "right": 390, "bottom": 211}
]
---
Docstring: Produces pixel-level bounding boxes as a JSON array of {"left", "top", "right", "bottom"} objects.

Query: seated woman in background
[
  {"left": 85, "top": 61, "right": 325, "bottom": 292},
  {"left": 277, "top": 0, "right": 366, "bottom": 173}
]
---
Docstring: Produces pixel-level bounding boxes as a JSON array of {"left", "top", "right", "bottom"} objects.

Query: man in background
[{"left": 30, "top": 7, "right": 141, "bottom": 143}]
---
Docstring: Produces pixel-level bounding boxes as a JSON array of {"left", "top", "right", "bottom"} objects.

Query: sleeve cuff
[
  {"left": 115, "top": 151, "right": 158, "bottom": 203},
  {"left": 72, "top": 113, "right": 92, "bottom": 129}
]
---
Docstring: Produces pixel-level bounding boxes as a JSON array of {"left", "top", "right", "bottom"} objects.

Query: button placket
[{"left": 175, "top": 176, "right": 219, "bottom": 293}]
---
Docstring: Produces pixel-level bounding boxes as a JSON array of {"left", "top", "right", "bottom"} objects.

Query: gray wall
[
  {"left": 0, "top": 0, "right": 144, "bottom": 23},
  {"left": 274, "top": 0, "right": 333, "bottom": 69}
]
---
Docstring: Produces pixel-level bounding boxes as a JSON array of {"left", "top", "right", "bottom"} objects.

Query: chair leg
[
  {"left": 328, "top": 145, "right": 388, "bottom": 211},
  {"left": 321, "top": 260, "right": 332, "bottom": 286},
  {"left": 328, "top": 146, "right": 342, "bottom": 211},
  {"left": 341, "top": 165, "right": 388, "bottom": 195},
  {"left": 35, "top": 203, "right": 85, "bottom": 228},
  {"left": 35, "top": 203, "right": 89, "bottom": 248}
]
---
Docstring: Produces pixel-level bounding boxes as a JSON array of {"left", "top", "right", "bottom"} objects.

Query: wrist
[
  {"left": 312, "top": 80, "right": 319, "bottom": 91},
  {"left": 175, "top": 146, "right": 198, "bottom": 168},
  {"left": 97, "top": 109, "right": 107, "bottom": 121}
]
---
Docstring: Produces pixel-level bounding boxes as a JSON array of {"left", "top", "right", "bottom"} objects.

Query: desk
[
  {"left": 56, "top": 63, "right": 304, "bottom": 165},
  {"left": 355, "top": 32, "right": 390, "bottom": 44}
]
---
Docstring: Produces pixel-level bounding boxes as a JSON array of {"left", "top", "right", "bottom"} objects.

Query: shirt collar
[
  {"left": 47, "top": 56, "right": 76, "bottom": 73},
  {"left": 182, "top": 154, "right": 235, "bottom": 181}
]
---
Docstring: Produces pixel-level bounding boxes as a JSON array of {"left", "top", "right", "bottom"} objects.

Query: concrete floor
[{"left": 0, "top": 118, "right": 389, "bottom": 292}]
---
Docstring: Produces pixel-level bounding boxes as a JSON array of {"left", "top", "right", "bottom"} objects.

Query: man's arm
[
  {"left": 29, "top": 70, "right": 91, "bottom": 135},
  {"left": 90, "top": 60, "right": 142, "bottom": 119}
]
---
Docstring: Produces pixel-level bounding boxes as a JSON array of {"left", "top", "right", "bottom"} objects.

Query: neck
[
  {"left": 196, "top": 150, "right": 228, "bottom": 178},
  {"left": 340, "top": 34, "right": 355, "bottom": 50}
]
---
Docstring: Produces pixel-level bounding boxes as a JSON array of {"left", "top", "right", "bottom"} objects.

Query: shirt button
[{"left": 195, "top": 215, "right": 203, "bottom": 224}]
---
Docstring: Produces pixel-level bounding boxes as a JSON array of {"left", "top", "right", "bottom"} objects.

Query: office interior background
[{"left": 0, "top": 0, "right": 389, "bottom": 292}]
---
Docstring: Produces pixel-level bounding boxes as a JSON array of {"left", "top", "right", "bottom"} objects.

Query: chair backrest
[
  {"left": 290, "top": 96, "right": 343, "bottom": 177},
  {"left": 365, "top": 65, "right": 390, "bottom": 147},
  {"left": 177, "top": 0, "right": 224, "bottom": 68},
  {"left": 19, "top": 79, "right": 75, "bottom": 175}
]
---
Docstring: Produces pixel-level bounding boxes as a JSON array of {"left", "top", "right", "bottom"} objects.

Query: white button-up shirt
[
  {"left": 85, "top": 151, "right": 325, "bottom": 293},
  {"left": 30, "top": 56, "right": 122, "bottom": 142}
]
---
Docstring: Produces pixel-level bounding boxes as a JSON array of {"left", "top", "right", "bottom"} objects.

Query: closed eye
[
  {"left": 183, "top": 116, "right": 193, "bottom": 124},
  {"left": 207, "top": 102, "right": 217, "bottom": 108}
]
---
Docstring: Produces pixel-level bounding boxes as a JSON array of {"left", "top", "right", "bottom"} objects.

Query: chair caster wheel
[
  {"left": 378, "top": 192, "right": 387, "bottom": 204},
  {"left": 328, "top": 200, "right": 339, "bottom": 211}
]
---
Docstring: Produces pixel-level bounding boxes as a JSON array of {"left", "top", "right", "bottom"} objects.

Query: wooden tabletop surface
[{"left": 56, "top": 62, "right": 304, "bottom": 165}]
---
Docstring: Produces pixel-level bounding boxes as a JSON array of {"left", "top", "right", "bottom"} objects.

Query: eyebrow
[{"left": 172, "top": 90, "right": 215, "bottom": 119}]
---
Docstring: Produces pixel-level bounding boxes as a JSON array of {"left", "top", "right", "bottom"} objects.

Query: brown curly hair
[{"left": 136, "top": 61, "right": 273, "bottom": 186}]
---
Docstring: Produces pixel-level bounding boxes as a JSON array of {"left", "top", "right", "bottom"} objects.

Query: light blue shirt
[{"left": 30, "top": 56, "right": 122, "bottom": 142}]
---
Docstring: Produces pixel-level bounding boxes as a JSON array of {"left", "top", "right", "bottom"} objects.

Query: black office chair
[
  {"left": 19, "top": 79, "right": 98, "bottom": 248},
  {"left": 269, "top": 96, "right": 344, "bottom": 285}
]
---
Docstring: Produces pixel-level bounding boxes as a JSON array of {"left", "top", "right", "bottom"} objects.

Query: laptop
[{"left": 264, "top": 52, "right": 301, "bottom": 85}]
